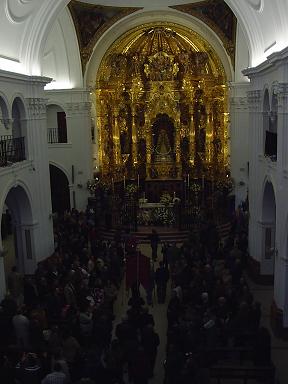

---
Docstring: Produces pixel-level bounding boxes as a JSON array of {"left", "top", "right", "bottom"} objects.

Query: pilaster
[
  {"left": 25, "top": 95, "right": 54, "bottom": 262},
  {"left": 65, "top": 99, "right": 92, "bottom": 209}
]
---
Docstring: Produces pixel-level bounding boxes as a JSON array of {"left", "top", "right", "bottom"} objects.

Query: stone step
[{"left": 97, "top": 221, "right": 231, "bottom": 244}]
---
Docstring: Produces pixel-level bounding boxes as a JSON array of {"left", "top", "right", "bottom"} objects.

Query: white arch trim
[
  {"left": 0, "top": 92, "right": 11, "bottom": 120},
  {"left": 0, "top": 179, "right": 34, "bottom": 224},
  {"left": 49, "top": 161, "right": 71, "bottom": 184},
  {"left": 46, "top": 101, "right": 67, "bottom": 115},
  {"left": 85, "top": 9, "right": 234, "bottom": 86},
  {"left": 261, "top": 175, "right": 277, "bottom": 209},
  {"left": 10, "top": 93, "right": 28, "bottom": 119}
]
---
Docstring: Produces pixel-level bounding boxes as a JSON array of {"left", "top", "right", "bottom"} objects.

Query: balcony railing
[
  {"left": 0, "top": 135, "right": 26, "bottom": 167},
  {"left": 47, "top": 128, "right": 67, "bottom": 144}
]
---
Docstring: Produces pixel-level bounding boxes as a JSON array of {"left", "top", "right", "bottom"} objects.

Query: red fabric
[{"left": 126, "top": 252, "right": 150, "bottom": 290}]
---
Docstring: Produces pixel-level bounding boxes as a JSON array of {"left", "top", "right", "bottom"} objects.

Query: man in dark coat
[{"left": 155, "top": 261, "right": 169, "bottom": 303}]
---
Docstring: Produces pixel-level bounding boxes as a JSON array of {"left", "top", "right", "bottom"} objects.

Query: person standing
[
  {"left": 12, "top": 306, "right": 30, "bottom": 349},
  {"left": 41, "top": 363, "right": 67, "bottom": 384},
  {"left": 8, "top": 266, "right": 24, "bottom": 306},
  {"left": 155, "top": 261, "right": 169, "bottom": 304},
  {"left": 148, "top": 229, "right": 160, "bottom": 262},
  {"left": 141, "top": 324, "right": 160, "bottom": 378}
]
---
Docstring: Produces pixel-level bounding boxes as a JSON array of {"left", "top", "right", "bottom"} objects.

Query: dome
[{"left": 98, "top": 23, "right": 226, "bottom": 85}]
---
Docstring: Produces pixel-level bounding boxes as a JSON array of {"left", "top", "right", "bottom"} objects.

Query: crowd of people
[
  {"left": 0, "top": 201, "right": 273, "bottom": 384},
  {"left": 163, "top": 214, "right": 272, "bottom": 383},
  {"left": 0, "top": 209, "right": 125, "bottom": 384}
]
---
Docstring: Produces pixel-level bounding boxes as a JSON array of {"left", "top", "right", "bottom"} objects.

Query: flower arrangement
[
  {"left": 216, "top": 177, "right": 234, "bottom": 194},
  {"left": 160, "top": 191, "right": 172, "bottom": 205},
  {"left": 87, "top": 179, "right": 110, "bottom": 194},
  {"left": 153, "top": 207, "right": 175, "bottom": 226},
  {"left": 189, "top": 182, "right": 201, "bottom": 192},
  {"left": 87, "top": 179, "right": 99, "bottom": 194},
  {"left": 125, "top": 183, "right": 138, "bottom": 195}
]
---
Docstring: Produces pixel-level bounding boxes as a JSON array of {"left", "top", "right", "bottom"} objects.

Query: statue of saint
[{"left": 156, "top": 129, "right": 171, "bottom": 156}]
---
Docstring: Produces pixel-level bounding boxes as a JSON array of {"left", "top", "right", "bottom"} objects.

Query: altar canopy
[{"left": 95, "top": 23, "right": 229, "bottom": 184}]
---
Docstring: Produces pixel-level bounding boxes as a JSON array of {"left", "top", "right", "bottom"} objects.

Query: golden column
[
  {"left": 187, "top": 87, "right": 195, "bottom": 168},
  {"left": 145, "top": 117, "right": 152, "bottom": 177},
  {"left": 112, "top": 106, "right": 121, "bottom": 165},
  {"left": 131, "top": 106, "right": 138, "bottom": 167},
  {"left": 189, "top": 109, "right": 195, "bottom": 167},
  {"left": 129, "top": 78, "right": 143, "bottom": 167},
  {"left": 205, "top": 98, "right": 213, "bottom": 165},
  {"left": 175, "top": 113, "right": 181, "bottom": 168}
]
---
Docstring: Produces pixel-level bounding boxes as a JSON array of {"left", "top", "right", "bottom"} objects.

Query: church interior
[{"left": 1, "top": 0, "right": 288, "bottom": 383}]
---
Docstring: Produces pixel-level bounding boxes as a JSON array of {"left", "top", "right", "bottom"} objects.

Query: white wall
[
  {"left": 0, "top": 71, "right": 54, "bottom": 300},
  {"left": 47, "top": 104, "right": 64, "bottom": 129},
  {"left": 46, "top": 89, "right": 93, "bottom": 211},
  {"left": 244, "top": 47, "right": 288, "bottom": 326},
  {"left": 235, "top": 23, "right": 250, "bottom": 83},
  {"left": 42, "top": 7, "right": 83, "bottom": 89}
]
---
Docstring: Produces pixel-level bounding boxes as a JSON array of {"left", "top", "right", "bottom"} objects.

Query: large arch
[
  {"left": 85, "top": 9, "right": 234, "bottom": 86},
  {"left": 0, "top": 93, "right": 10, "bottom": 138},
  {"left": 11, "top": 0, "right": 288, "bottom": 78},
  {"left": 49, "top": 163, "right": 71, "bottom": 214},
  {"left": 0, "top": 183, "right": 34, "bottom": 278}
]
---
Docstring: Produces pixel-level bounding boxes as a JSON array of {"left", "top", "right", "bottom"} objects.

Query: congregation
[{"left": 0, "top": 204, "right": 274, "bottom": 384}]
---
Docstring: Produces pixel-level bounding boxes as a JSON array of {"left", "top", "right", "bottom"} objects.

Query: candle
[
  {"left": 124, "top": 175, "right": 126, "bottom": 189},
  {"left": 187, "top": 174, "right": 190, "bottom": 187},
  {"left": 112, "top": 177, "right": 114, "bottom": 193},
  {"left": 137, "top": 174, "right": 140, "bottom": 188},
  {"left": 202, "top": 175, "right": 205, "bottom": 190}
]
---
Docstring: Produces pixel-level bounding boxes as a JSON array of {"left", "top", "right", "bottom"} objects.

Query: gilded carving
[{"left": 95, "top": 24, "right": 229, "bottom": 181}]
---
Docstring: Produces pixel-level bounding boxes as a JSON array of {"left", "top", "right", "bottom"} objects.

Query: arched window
[{"left": 263, "top": 89, "right": 277, "bottom": 161}]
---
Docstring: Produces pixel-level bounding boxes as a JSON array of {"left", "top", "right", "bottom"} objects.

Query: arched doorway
[
  {"left": 49, "top": 164, "right": 70, "bottom": 214},
  {"left": 0, "top": 185, "right": 34, "bottom": 287},
  {"left": 262, "top": 181, "right": 276, "bottom": 276}
]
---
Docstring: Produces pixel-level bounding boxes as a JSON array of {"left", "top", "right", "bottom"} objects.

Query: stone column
[
  {"left": 25, "top": 92, "right": 54, "bottom": 264},
  {"left": 66, "top": 98, "right": 92, "bottom": 210},
  {"left": 0, "top": 246, "right": 6, "bottom": 301},
  {"left": 229, "top": 83, "right": 250, "bottom": 206},
  {"left": 246, "top": 89, "right": 263, "bottom": 267},
  {"left": 272, "top": 83, "right": 288, "bottom": 332}
]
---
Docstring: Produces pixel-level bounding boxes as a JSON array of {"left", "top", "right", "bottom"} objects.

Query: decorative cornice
[
  {"left": 230, "top": 96, "right": 248, "bottom": 109},
  {"left": 247, "top": 89, "right": 262, "bottom": 106},
  {"left": 243, "top": 46, "right": 288, "bottom": 78},
  {"left": 68, "top": 1, "right": 142, "bottom": 72},
  {"left": 65, "top": 101, "right": 91, "bottom": 116},
  {"left": 170, "top": 0, "right": 237, "bottom": 67},
  {"left": 25, "top": 97, "right": 47, "bottom": 119}
]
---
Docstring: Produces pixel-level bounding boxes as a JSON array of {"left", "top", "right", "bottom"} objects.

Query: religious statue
[{"left": 155, "top": 129, "right": 171, "bottom": 157}]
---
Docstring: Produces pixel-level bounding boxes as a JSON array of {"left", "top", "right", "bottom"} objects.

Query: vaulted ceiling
[{"left": 0, "top": 0, "right": 285, "bottom": 77}]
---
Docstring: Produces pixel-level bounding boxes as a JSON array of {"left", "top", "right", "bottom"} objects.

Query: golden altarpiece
[{"left": 95, "top": 24, "right": 229, "bottom": 190}]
